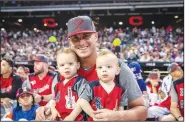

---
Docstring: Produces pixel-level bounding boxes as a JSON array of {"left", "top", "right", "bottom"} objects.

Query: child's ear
[
  {"left": 77, "top": 62, "right": 80, "bottom": 70},
  {"left": 116, "top": 67, "right": 120, "bottom": 75}
]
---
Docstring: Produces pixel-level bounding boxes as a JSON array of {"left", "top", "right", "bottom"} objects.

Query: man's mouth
[{"left": 78, "top": 46, "right": 88, "bottom": 50}]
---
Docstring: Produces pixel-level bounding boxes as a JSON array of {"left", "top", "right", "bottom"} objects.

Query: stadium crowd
[{"left": 1, "top": 26, "right": 184, "bottom": 62}]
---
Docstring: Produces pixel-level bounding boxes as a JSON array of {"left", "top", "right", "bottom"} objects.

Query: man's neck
[
  {"left": 80, "top": 51, "right": 97, "bottom": 68},
  {"left": 2, "top": 72, "right": 12, "bottom": 78},
  {"left": 38, "top": 71, "right": 48, "bottom": 80}
]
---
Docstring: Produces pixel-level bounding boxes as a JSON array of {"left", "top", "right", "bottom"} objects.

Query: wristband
[{"left": 41, "top": 95, "right": 44, "bottom": 101}]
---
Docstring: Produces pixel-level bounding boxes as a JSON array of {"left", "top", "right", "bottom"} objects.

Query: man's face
[
  {"left": 1, "top": 60, "right": 11, "bottom": 75},
  {"left": 172, "top": 66, "right": 183, "bottom": 78},
  {"left": 57, "top": 53, "right": 80, "bottom": 79},
  {"left": 69, "top": 32, "right": 98, "bottom": 59},
  {"left": 16, "top": 67, "right": 25, "bottom": 77},
  {"left": 34, "top": 61, "right": 45, "bottom": 75}
]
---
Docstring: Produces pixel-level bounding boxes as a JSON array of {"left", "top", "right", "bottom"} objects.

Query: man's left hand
[{"left": 93, "top": 109, "right": 121, "bottom": 121}]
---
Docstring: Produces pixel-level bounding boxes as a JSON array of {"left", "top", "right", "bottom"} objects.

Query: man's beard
[{"left": 34, "top": 67, "right": 44, "bottom": 76}]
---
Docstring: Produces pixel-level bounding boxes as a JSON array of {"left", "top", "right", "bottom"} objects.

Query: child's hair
[
  {"left": 97, "top": 49, "right": 119, "bottom": 65},
  {"left": 56, "top": 47, "right": 79, "bottom": 62}
]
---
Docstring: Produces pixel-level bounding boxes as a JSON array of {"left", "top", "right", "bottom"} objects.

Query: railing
[{"left": 1, "top": 0, "right": 183, "bottom": 12}]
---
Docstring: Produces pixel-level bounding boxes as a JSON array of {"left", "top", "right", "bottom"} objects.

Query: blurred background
[{"left": 1, "top": 0, "right": 184, "bottom": 79}]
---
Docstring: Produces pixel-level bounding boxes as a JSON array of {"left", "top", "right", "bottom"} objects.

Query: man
[
  {"left": 170, "top": 63, "right": 184, "bottom": 121},
  {"left": 22, "top": 54, "right": 58, "bottom": 106},
  {"left": 1, "top": 58, "right": 22, "bottom": 118},
  {"left": 36, "top": 16, "right": 147, "bottom": 121}
]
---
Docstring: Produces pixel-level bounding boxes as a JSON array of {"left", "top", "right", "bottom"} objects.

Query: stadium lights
[
  {"left": 34, "top": 28, "right": 37, "bottom": 31},
  {"left": 1, "top": 28, "right": 5, "bottom": 31},
  {"left": 18, "top": 19, "right": 22, "bottom": 22},
  {"left": 151, "top": 21, "right": 155, "bottom": 24},
  {"left": 2, "top": 19, "right": 5, "bottom": 22},
  {"left": 174, "top": 15, "right": 178, "bottom": 18},
  {"left": 119, "top": 21, "right": 123, "bottom": 25}
]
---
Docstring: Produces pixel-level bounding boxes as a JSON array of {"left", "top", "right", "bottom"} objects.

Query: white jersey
[{"left": 160, "top": 74, "right": 172, "bottom": 102}]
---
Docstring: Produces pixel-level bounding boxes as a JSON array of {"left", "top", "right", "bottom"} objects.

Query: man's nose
[{"left": 79, "top": 38, "right": 86, "bottom": 45}]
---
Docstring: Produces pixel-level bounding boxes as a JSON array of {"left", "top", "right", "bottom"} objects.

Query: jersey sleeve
[
  {"left": 170, "top": 83, "right": 178, "bottom": 103},
  {"left": 118, "top": 61, "right": 142, "bottom": 103},
  {"left": 73, "top": 77, "right": 89, "bottom": 96},
  {"left": 51, "top": 74, "right": 59, "bottom": 97},
  {"left": 79, "top": 83, "right": 93, "bottom": 102}
]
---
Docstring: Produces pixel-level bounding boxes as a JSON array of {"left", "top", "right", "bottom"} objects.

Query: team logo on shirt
[
  {"left": 93, "top": 97, "right": 103, "bottom": 109},
  {"left": 30, "top": 80, "right": 36, "bottom": 85},
  {"left": 65, "top": 87, "right": 75, "bottom": 109},
  {"left": 180, "top": 88, "right": 183, "bottom": 96}
]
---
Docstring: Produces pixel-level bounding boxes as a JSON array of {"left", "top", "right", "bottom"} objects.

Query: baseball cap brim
[
  {"left": 16, "top": 92, "right": 33, "bottom": 98},
  {"left": 68, "top": 30, "right": 96, "bottom": 38}
]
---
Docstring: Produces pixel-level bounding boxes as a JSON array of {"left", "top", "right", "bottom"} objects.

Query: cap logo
[
  {"left": 23, "top": 87, "right": 27, "bottom": 92},
  {"left": 73, "top": 18, "right": 84, "bottom": 32}
]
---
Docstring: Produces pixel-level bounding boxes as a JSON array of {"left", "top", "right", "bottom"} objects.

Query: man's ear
[
  {"left": 95, "top": 32, "right": 98, "bottom": 39},
  {"left": 116, "top": 67, "right": 120, "bottom": 75}
]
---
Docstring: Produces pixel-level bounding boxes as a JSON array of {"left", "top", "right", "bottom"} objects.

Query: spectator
[
  {"left": 146, "top": 72, "right": 162, "bottom": 106},
  {"left": 170, "top": 63, "right": 184, "bottom": 121},
  {"left": 22, "top": 54, "right": 58, "bottom": 106},
  {"left": 128, "top": 62, "right": 147, "bottom": 94},
  {"left": 1, "top": 58, "right": 22, "bottom": 118},
  {"left": 1, "top": 87, "right": 38, "bottom": 121}
]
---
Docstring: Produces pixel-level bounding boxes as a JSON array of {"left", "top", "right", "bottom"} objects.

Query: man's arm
[
  {"left": 118, "top": 62, "right": 147, "bottom": 120},
  {"left": 170, "top": 83, "right": 183, "bottom": 121}
]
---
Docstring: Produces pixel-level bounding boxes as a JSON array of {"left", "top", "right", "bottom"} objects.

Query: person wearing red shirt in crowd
[
  {"left": 36, "top": 16, "right": 146, "bottom": 121},
  {"left": 22, "top": 54, "right": 58, "bottom": 106},
  {"left": 146, "top": 72, "right": 162, "bottom": 106},
  {"left": 1, "top": 58, "right": 22, "bottom": 118},
  {"left": 170, "top": 63, "right": 184, "bottom": 121}
]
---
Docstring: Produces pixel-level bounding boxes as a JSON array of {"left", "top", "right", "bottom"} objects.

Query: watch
[{"left": 41, "top": 95, "right": 44, "bottom": 101}]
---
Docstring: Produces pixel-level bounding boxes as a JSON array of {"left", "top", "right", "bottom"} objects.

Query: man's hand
[
  {"left": 93, "top": 109, "right": 121, "bottom": 121},
  {"left": 1, "top": 98, "right": 13, "bottom": 108},
  {"left": 34, "top": 94, "right": 42, "bottom": 103},
  {"left": 46, "top": 107, "right": 61, "bottom": 120},
  {"left": 35, "top": 106, "right": 49, "bottom": 120}
]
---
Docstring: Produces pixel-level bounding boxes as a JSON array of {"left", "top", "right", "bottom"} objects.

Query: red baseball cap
[{"left": 16, "top": 87, "right": 33, "bottom": 98}]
